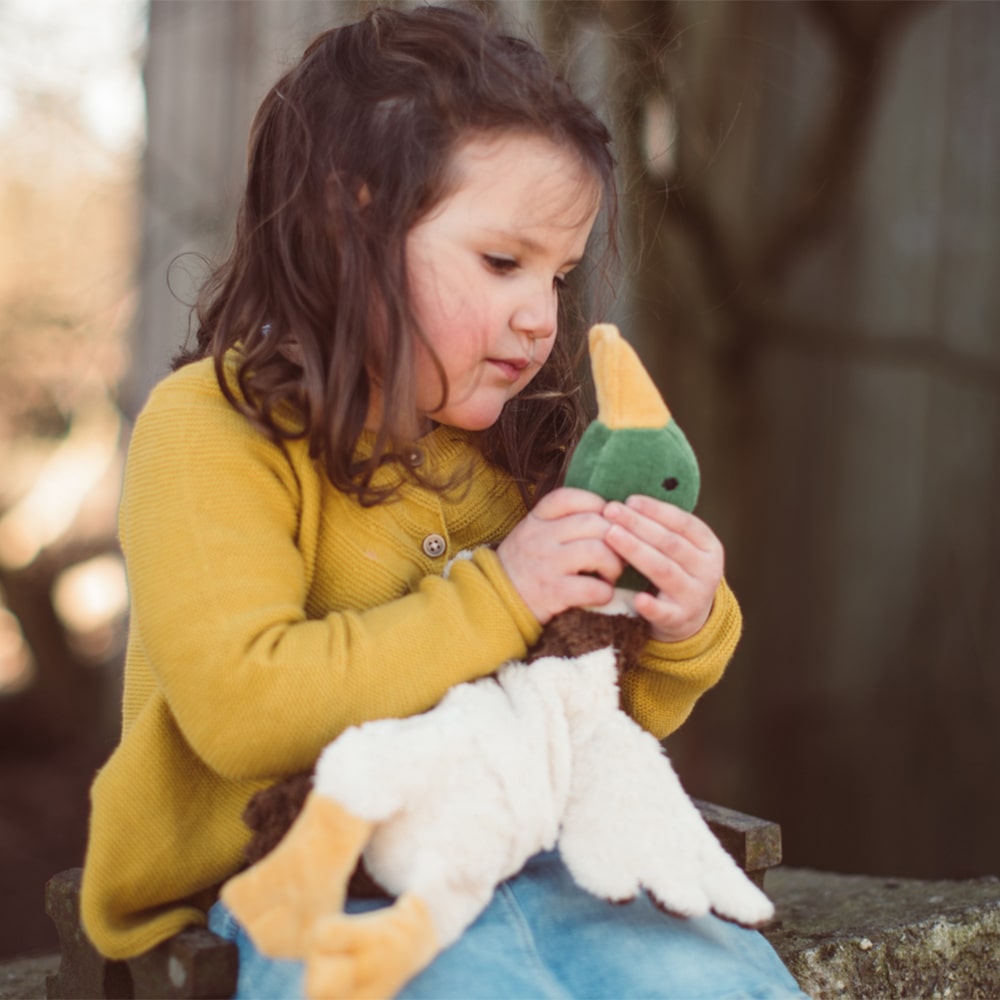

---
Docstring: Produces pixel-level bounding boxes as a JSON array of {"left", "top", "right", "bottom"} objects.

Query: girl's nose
[{"left": 511, "top": 283, "right": 558, "bottom": 340}]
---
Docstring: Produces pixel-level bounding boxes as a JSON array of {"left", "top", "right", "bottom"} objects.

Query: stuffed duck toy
[{"left": 222, "top": 324, "right": 774, "bottom": 1000}]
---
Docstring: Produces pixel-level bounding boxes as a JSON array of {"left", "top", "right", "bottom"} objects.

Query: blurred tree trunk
[{"left": 126, "top": 0, "right": 363, "bottom": 417}]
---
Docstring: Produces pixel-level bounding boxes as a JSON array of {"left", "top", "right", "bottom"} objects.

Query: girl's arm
[
  {"left": 119, "top": 367, "right": 542, "bottom": 782},
  {"left": 600, "top": 493, "right": 742, "bottom": 739},
  {"left": 621, "top": 577, "right": 742, "bottom": 739}
]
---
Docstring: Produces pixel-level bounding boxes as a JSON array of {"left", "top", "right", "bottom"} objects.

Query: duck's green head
[{"left": 564, "top": 324, "right": 700, "bottom": 592}]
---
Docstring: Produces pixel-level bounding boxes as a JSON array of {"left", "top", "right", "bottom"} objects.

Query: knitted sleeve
[
  {"left": 118, "top": 368, "right": 541, "bottom": 781},
  {"left": 620, "top": 578, "right": 742, "bottom": 740}
]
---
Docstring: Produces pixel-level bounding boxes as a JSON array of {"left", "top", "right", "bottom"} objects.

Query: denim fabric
[{"left": 208, "top": 851, "right": 807, "bottom": 999}]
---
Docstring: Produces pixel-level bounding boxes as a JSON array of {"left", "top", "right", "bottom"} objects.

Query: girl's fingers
[
  {"left": 568, "top": 538, "right": 626, "bottom": 585},
  {"left": 532, "top": 486, "right": 608, "bottom": 521},
  {"left": 606, "top": 525, "right": 692, "bottom": 590},
  {"left": 613, "top": 495, "right": 722, "bottom": 556},
  {"left": 604, "top": 516, "right": 705, "bottom": 585},
  {"left": 605, "top": 500, "right": 722, "bottom": 576},
  {"left": 561, "top": 573, "right": 616, "bottom": 609},
  {"left": 546, "top": 511, "right": 614, "bottom": 547},
  {"left": 633, "top": 590, "right": 712, "bottom": 641},
  {"left": 532, "top": 535, "right": 623, "bottom": 586},
  {"left": 602, "top": 496, "right": 723, "bottom": 643},
  {"left": 497, "top": 492, "right": 627, "bottom": 622}
]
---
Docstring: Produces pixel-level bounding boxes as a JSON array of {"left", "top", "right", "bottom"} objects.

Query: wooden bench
[
  {"left": 44, "top": 868, "right": 237, "bottom": 1000},
  {"left": 45, "top": 801, "right": 781, "bottom": 1000}
]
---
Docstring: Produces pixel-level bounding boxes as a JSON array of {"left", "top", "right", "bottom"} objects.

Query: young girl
[{"left": 81, "top": 6, "right": 804, "bottom": 998}]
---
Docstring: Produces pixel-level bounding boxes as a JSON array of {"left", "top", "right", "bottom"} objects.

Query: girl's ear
[{"left": 357, "top": 183, "right": 372, "bottom": 208}]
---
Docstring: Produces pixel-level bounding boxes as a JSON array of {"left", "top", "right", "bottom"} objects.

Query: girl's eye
[
  {"left": 482, "top": 254, "right": 568, "bottom": 291},
  {"left": 483, "top": 254, "right": 517, "bottom": 274}
]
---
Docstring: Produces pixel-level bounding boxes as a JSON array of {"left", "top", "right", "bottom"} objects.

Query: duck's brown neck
[{"left": 525, "top": 607, "right": 650, "bottom": 676}]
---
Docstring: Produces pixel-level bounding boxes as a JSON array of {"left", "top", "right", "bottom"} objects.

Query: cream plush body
[
  {"left": 312, "top": 644, "right": 773, "bottom": 950},
  {"left": 222, "top": 326, "right": 774, "bottom": 1000}
]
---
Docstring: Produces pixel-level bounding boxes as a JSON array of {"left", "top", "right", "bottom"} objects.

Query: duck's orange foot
[{"left": 221, "top": 793, "right": 373, "bottom": 959}]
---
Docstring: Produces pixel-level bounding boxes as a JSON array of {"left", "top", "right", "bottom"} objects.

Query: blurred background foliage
[{"left": 1, "top": 0, "right": 997, "bottom": 959}]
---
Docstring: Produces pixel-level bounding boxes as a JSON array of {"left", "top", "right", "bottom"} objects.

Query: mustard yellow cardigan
[{"left": 81, "top": 357, "right": 742, "bottom": 959}]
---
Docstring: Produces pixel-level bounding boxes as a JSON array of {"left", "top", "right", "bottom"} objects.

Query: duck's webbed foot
[
  {"left": 221, "top": 793, "right": 374, "bottom": 959},
  {"left": 305, "top": 892, "right": 439, "bottom": 1000}
]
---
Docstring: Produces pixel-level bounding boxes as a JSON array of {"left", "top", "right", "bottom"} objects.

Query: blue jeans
[{"left": 208, "top": 851, "right": 806, "bottom": 999}]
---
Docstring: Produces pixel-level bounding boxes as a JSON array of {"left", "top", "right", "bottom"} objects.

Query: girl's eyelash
[
  {"left": 483, "top": 254, "right": 568, "bottom": 290},
  {"left": 483, "top": 254, "right": 517, "bottom": 273}
]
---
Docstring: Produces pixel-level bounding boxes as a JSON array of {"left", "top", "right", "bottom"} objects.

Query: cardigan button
[
  {"left": 406, "top": 448, "right": 424, "bottom": 468},
  {"left": 422, "top": 533, "right": 446, "bottom": 558}
]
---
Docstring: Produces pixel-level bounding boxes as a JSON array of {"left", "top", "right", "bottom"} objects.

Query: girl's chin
[
  {"left": 430, "top": 410, "right": 504, "bottom": 433},
  {"left": 428, "top": 397, "right": 511, "bottom": 433}
]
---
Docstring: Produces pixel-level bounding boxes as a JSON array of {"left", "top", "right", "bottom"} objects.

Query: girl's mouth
[{"left": 488, "top": 357, "right": 529, "bottom": 381}]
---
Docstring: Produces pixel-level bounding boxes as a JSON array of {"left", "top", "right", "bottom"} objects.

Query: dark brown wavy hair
[{"left": 175, "top": 3, "right": 617, "bottom": 506}]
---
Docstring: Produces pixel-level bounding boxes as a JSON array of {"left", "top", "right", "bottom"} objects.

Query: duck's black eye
[{"left": 662, "top": 477, "right": 679, "bottom": 491}]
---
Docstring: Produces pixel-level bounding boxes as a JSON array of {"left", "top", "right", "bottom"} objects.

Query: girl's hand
[
  {"left": 603, "top": 495, "right": 724, "bottom": 643},
  {"left": 497, "top": 488, "right": 624, "bottom": 624}
]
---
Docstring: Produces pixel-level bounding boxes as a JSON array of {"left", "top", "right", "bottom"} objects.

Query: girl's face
[{"left": 402, "top": 131, "right": 601, "bottom": 434}]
